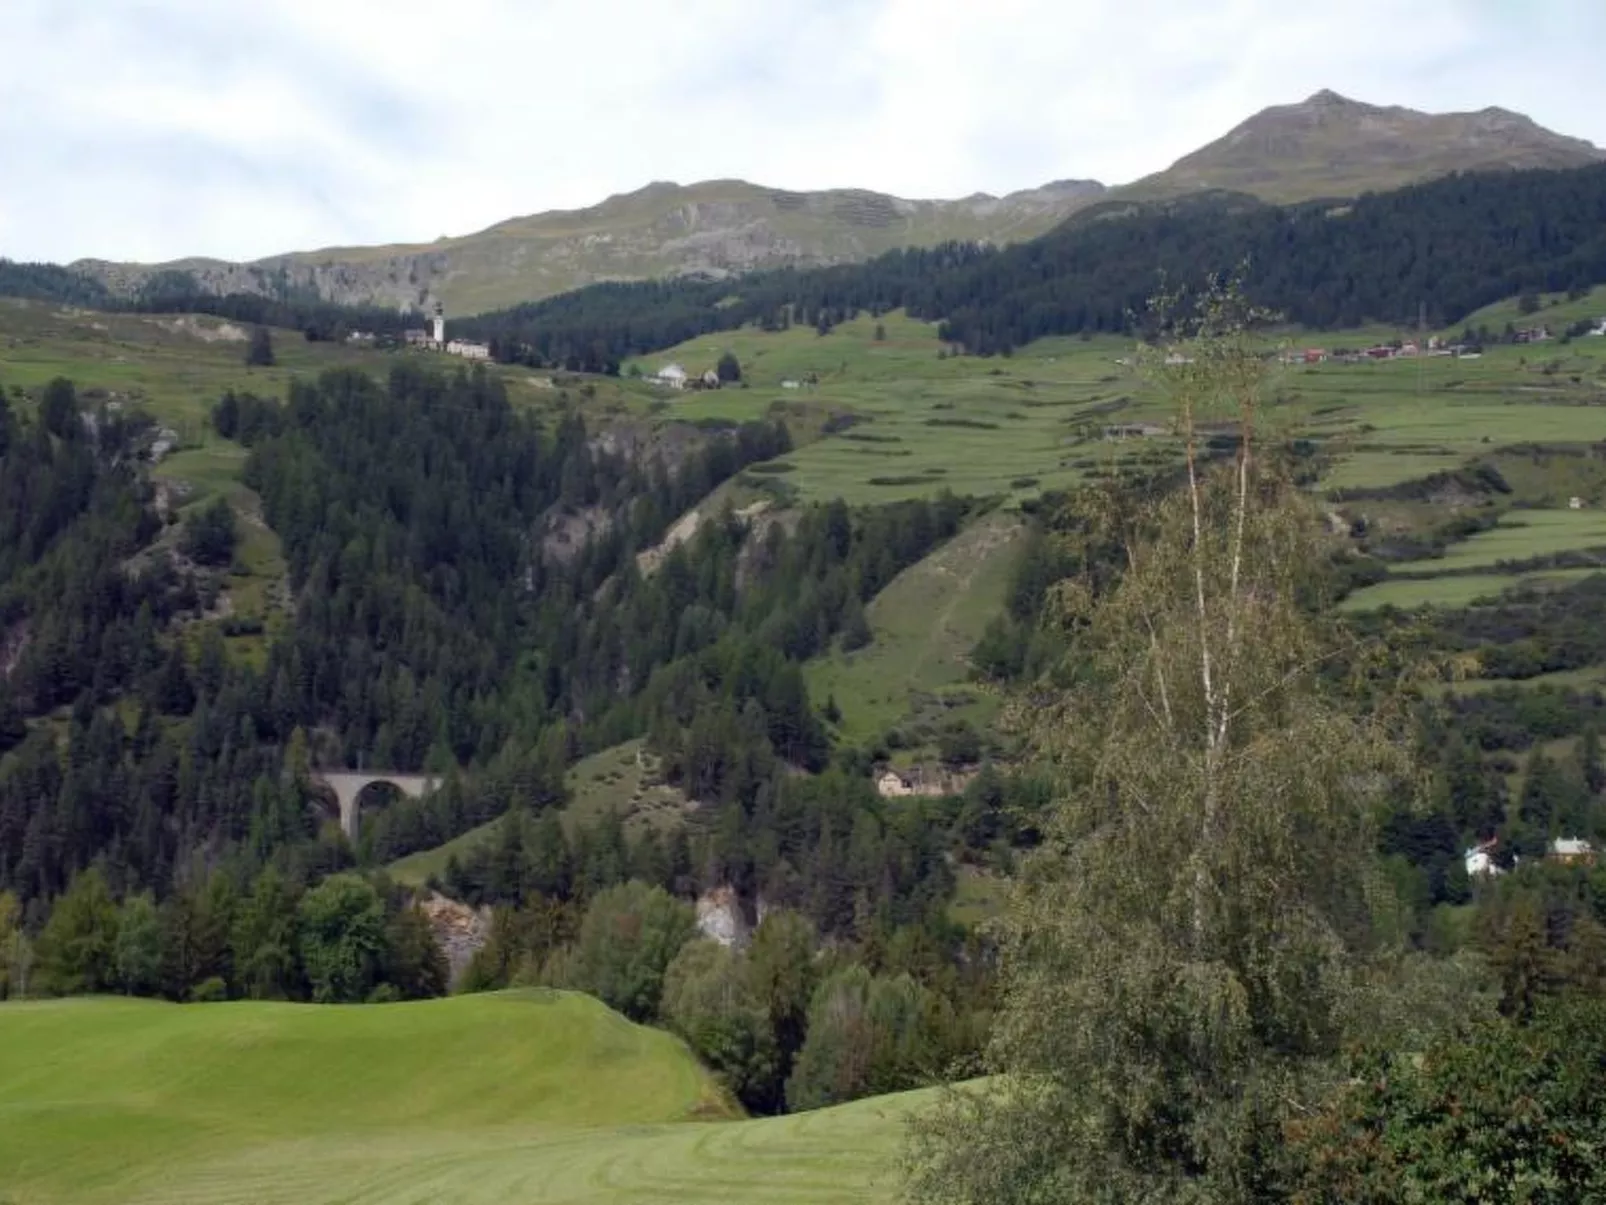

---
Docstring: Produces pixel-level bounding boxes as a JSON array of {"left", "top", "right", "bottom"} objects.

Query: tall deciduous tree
[
  {"left": 566, "top": 880, "right": 695, "bottom": 1022},
  {"left": 298, "top": 873, "right": 385, "bottom": 1003},
  {"left": 0, "top": 890, "right": 31, "bottom": 998},
  {"left": 908, "top": 284, "right": 1414, "bottom": 1203},
  {"left": 37, "top": 867, "right": 119, "bottom": 994}
]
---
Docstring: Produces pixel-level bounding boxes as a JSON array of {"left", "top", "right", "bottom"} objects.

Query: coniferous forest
[
  {"left": 453, "top": 162, "right": 1606, "bottom": 367},
  {"left": 0, "top": 361, "right": 1007, "bottom": 1107}
]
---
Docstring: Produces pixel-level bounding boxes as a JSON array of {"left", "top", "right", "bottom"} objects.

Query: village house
[
  {"left": 877, "top": 769, "right": 913, "bottom": 797},
  {"left": 1549, "top": 837, "right": 1597, "bottom": 867},
  {"left": 653, "top": 363, "right": 688, "bottom": 390},
  {"left": 446, "top": 339, "right": 492, "bottom": 361},
  {"left": 873, "top": 764, "right": 977, "bottom": 799}
]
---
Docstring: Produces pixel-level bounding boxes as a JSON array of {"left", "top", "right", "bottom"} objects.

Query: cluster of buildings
[
  {"left": 1464, "top": 836, "right": 1597, "bottom": 879},
  {"left": 403, "top": 303, "right": 492, "bottom": 361},
  {"left": 1283, "top": 335, "right": 1477, "bottom": 365},
  {"left": 650, "top": 362, "right": 723, "bottom": 391}
]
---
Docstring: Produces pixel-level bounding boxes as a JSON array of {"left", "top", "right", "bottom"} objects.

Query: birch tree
[{"left": 908, "top": 283, "right": 1415, "bottom": 1203}]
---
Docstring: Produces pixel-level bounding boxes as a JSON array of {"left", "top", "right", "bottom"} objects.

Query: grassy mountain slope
[
  {"left": 807, "top": 510, "right": 1026, "bottom": 750},
  {"left": 61, "top": 93, "right": 1604, "bottom": 317},
  {"left": 1126, "top": 89, "right": 1605, "bottom": 203},
  {"left": 0, "top": 991, "right": 929, "bottom": 1205},
  {"left": 71, "top": 178, "right": 1107, "bottom": 317}
]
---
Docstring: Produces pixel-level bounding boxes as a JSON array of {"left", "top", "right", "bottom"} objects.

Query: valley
[{"left": 6, "top": 79, "right": 1606, "bottom": 1205}]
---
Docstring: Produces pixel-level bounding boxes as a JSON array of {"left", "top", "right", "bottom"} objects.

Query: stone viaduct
[{"left": 310, "top": 770, "right": 443, "bottom": 840}]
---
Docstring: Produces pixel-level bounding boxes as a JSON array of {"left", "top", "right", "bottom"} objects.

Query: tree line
[{"left": 452, "top": 163, "right": 1606, "bottom": 366}]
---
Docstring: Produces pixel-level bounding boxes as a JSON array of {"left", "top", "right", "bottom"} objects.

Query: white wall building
[{"left": 655, "top": 363, "right": 688, "bottom": 390}]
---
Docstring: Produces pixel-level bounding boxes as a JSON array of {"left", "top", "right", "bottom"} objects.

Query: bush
[
  {"left": 189, "top": 976, "right": 229, "bottom": 1003},
  {"left": 1283, "top": 999, "right": 1606, "bottom": 1202}
]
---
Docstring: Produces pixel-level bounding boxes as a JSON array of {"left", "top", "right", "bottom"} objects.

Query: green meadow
[
  {"left": 0, "top": 991, "right": 936, "bottom": 1205},
  {"left": 807, "top": 510, "right": 1025, "bottom": 747}
]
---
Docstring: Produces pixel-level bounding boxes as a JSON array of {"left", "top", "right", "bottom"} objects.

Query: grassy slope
[
  {"left": 639, "top": 310, "right": 1606, "bottom": 506},
  {"left": 388, "top": 739, "right": 695, "bottom": 887},
  {"left": 807, "top": 510, "right": 1026, "bottom": 748},
  {"left": 95, "top": 179, "right": 1096, "bottom": 315},
  {"left": 0, "top": 990, "right": 757, "bottom": 1205}
]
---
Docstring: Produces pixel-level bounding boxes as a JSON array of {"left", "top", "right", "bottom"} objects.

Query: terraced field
[
  {"left": 643, "top": 308, "right": 1606, "bottom": 505},
  {"left": 1339, "top": 567, "right": 1601, "bottom": 612},
  {"left": 0, "top": 991, "right": 928, "bottom": 1205}
]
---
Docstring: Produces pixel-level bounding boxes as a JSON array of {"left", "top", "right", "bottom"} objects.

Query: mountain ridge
[
  {"left": 1127, "top": 89, "right": 1605, "bottom": 201},
  {"left": 69, "top": 177, "right": 1110, "bottom": 316},
  {"left": 62, "top": 91, "right": 1606, "bottom": 315}
]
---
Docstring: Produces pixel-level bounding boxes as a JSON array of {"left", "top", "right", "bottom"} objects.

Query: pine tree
[{"left": 245, "top": 326, "right": 275, "bottom": 367}]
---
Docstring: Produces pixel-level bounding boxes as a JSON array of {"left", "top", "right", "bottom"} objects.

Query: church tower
[{"left": 432, "top": 301, "right": 445, "bottom": 346}]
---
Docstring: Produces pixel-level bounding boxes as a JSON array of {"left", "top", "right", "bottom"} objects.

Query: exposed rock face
[
  {"left": 418, "top": 892, "right": 491, "bottom": 989},
  {"left": 67, "top": 178, "right": 1108, "bottom": 316},
  {"left": 696, "top": 885, "right": 757, "bottom": 949}
]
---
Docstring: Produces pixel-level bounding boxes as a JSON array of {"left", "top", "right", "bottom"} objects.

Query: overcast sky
[{"left": 4, "top": 0, "right": 1604, "bottom": 264}]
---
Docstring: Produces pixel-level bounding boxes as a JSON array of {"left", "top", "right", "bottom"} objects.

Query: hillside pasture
[
  {"left": 1338, "top": 567, "right": 1601, "bottom": 611},
  {"left": 1426, "top": 508, "right": 1606, "bottom": 571},
  {"left": 388, "top": 739, "right": 695, "bottom": 886},
  {"left": 807, "top": 511, "right": 1025, "bottom": 747}
]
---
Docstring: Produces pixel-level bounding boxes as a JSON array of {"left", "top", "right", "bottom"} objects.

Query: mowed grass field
[{"left": 0, "top": 991, "right": 929, "bottom": 1205}]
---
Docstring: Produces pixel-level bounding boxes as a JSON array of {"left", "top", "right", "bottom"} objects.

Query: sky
[{"left": 4, "top": 0, "right": 1605, "bottom": 264}]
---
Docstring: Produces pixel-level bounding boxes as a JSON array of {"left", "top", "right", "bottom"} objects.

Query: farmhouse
[
  {"left": 1549, "top": 837, "right": 1597, "bottom": 867},
  {"left": 873, "top": 765, "right": 978, "bottom": 799},
  {"left": 446, "top": 339, "right": 492, "bottom": 361},
  {"left": 877, "top": 770, "right": 913, "bottom": 797},
  {"left": 654, "top": 363, "right": 689, "bottom": 390}
]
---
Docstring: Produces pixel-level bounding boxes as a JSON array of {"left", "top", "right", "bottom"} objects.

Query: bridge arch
[{"left": 310, "top": 770, "right": 443, "bottom": 841}]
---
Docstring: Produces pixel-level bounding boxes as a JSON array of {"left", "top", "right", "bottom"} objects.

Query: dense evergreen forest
[
  {"left": 454, "top": 163, "right": 1606, "bottom": 367},
  {"left": 0, "top": 363, "right": 1018, "bottom": 1091}
]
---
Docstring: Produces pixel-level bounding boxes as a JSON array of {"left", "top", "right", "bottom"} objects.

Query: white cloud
[{"left": 3, "top": 0, "right": 1604, "bottom": 263}]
